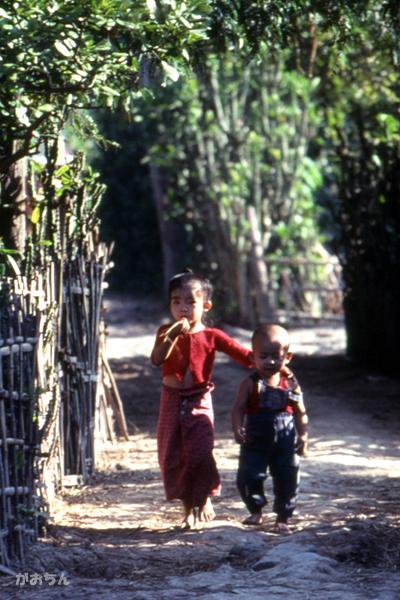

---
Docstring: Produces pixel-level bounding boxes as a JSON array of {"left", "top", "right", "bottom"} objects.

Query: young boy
[{"left": 231, "top": 323, "right": 308, "bottom": 533}]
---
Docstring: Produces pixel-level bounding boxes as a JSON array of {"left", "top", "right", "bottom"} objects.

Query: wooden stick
[{"left": 101, "top": 352, "right": 129, "bottom": 440}]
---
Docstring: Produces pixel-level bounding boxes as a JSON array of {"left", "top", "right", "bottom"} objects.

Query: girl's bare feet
[
  {"left": 180, "top": 498, "right": 215, "bottom": 530},
  {"left": 180, "top": 499, "right": 196, "bottom": 529},
  {"left": 181, "top": 508, "right": 196, "bottom": 530},
  {"left": 199, "top": 497, "right": 215, "bottom": 522},
  {"left": 242, "top": 512, "right": 263, "bottom": 525}
]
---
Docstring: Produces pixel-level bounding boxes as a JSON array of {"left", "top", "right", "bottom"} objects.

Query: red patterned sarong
[{"left": 157, "top": 384, "right": 221, "bottom": 506}]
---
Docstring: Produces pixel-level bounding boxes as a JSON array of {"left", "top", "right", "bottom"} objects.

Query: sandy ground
[{"left": 1, "top": 294, "right": 400, "bottom": 599}]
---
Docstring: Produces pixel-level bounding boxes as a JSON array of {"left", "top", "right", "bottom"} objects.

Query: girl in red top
[{"left": 151, "top": 271, "right": 253, "bottom": 529}]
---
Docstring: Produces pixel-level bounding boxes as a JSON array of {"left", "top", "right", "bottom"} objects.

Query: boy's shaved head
[{"left": 252, "top": 323, "right": 290, "bottom": 351}]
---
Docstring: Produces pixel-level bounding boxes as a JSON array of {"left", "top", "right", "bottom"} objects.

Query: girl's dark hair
[{"left": 168, "top": 269, "right": 213, "bottom": 301}]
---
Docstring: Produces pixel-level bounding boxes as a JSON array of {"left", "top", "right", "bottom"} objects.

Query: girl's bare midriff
[{"left": 163, "top": 369, "right": 194, "bottom": 389}]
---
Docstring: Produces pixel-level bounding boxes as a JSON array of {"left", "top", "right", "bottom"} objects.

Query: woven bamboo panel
[
  {"left": 0, "top": 285, "right": 41, "bottom": 565},
  {"left": 0, "top": 243, "right": 127, "bottom": 568}
]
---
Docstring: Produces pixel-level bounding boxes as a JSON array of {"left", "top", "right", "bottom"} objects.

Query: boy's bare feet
[
  {"left": 273, "top": 520, "right": 292, "bottom": 534},
  {"left": 199, "top": 497, "right": 215, "bottom": 522},
  {"left": 242, "top": 512, "right": 263, "bottom": 525}
]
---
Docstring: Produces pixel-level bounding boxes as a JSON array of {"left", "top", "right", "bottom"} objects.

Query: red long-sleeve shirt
[{"left": 153, "top": 325, "right": 253, "bottom": 385}]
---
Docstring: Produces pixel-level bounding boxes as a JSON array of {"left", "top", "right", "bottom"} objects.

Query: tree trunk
[
  {"left": 149, "top": 162, "right": 187, "bottom": 293},
  {"left": 338, "top": 133, "right": 400, "bottom": 374},
  {"left": 235, "top": 247, "right": 252, "bottom": 327},
  {"left": 0, "top": 148, "right": 29, "bottom": 251},
  {"left": 246, "top": 205, "right": 276, "bottom": 322},
  {"left": 343, "top": 266, "right": 400, "bottom": 373}
]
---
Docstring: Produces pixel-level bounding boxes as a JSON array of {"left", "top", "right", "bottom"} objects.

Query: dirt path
[{"left": 2, "top": 295, "right": 400, "bottom": 599}]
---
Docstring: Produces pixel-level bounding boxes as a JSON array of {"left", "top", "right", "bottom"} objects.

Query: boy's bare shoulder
[{"left": 238, "top": 373, "right": 256, "bottom": 392}]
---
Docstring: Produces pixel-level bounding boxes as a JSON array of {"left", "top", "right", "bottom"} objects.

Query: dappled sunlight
[
  {"left": 310, "top": 436, "right": 399, "bottom": 474},
  {"left": 27, "top": 298, "right": 399, "bottom": 597},
  {"left": 312, "top": 451, "right": 398, "bottom": 472},
  {"left": 106, "top": 333, "right": 156, "bottom": 359}
]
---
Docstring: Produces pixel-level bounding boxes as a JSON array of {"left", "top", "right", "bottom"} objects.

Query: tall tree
[
  {"left": 136, "top": 1, "right": 400, "bottom": 366},
  {"left": 135, "top": 44, "right": 324, "bottom": 324},
  {"left": 317, "top": 3, "right": 400, "bottom": 371}
]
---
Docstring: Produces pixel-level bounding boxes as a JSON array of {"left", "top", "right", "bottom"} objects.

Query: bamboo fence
[
  {"left": 266, "top": 256, "right": 344, "bottom": 323},
  {"left": 0, "top": 144, "right": 129, "bottom": 567},
  {"left": 0, "top": 283, "right": 39, "bottom": 568},
  {"left": 0, "top": 242, "right": 128, "bottom": 567}
]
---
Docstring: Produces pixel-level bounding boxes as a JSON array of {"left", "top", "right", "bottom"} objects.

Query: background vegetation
[{"left": 1, "top": 0, "right": 399, "bottom": 372}]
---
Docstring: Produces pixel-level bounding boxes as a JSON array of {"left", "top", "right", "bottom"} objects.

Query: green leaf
[
  {"left": 100, "top": 85, "right": 120, "bottom": 97},
  {"left": 15, "top": 105, "right": 30, "bottom": 126},
  {"left": 161, "top": 61, "right": 180, "bottom": 82},
  {"left": 31, "top": 205, "right": 41, "bottom": 224},
  {"left": 54, "top": 40, "right": 73, "bottom": 58},
  {"left": 0, "top": 248, "right": 22, "bottom": 255},
  {"left": 38, "top": 104, "right": 54, "bottom": 113}
]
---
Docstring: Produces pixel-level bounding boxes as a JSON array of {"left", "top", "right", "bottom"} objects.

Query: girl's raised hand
[
  {"left": 177, "top": 317, "right": 191, "bottom": 334},
  {"left": 168, "top": 318, "right": 190, "bottom": 339}
]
